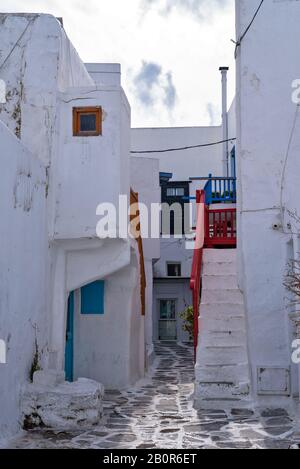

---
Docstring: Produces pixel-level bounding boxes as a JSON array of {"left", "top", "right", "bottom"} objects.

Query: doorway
[
  {"left": 65, "top": 291, "right": 74, "bottom": 382},
  {"left": 159, "top": 299, "right": 177, "bottom": 341}
]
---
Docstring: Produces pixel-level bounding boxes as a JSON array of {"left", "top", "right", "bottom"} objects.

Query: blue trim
[
  {"left": 65, "top": 292, "right": 74, "bottom": 382},
  {"left": 81, "top": 280, "right": 105, "bottom": 315},
  {"left": 159, "top": 172, "right": 173, "bottom": 184},
  {"left": 230, "top": 146, "right": 236, "bottom": 179},
  {"left": 204, "top": 173, "right": 237, "bottom": 205}
]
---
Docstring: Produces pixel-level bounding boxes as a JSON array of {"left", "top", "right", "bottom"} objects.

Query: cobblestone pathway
[{"left": 9, "top": 343, "right": 300, "bottom": 449}]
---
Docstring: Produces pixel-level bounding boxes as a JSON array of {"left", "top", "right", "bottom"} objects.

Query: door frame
[{"left": 157, "top": 298, "right": 178, "bottom": 342}]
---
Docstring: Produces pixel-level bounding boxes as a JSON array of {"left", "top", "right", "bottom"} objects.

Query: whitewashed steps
[
  {"left": 194, "top": 249, "right": 251, "bottom": 410},
  {"left": 195, "top": 363, "right": 249, "bottom": 383}
]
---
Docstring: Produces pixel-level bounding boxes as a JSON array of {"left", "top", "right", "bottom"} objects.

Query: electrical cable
[
  {"left": 279, "top": 104, "right": 300, "bottom": 232},
  {"left": 0, "top": 17, "right": 36, "bottom": 71},
  {"left": 233, "top": 0, "right": 265, "bottom": 58},
  {"left": 131, "top": 137, "right": 236, "bottom": 154}
]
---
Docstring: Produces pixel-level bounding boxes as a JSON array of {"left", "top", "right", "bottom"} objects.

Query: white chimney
[{"left": 219, "top": 67, "right": 229, "bottom": 177}]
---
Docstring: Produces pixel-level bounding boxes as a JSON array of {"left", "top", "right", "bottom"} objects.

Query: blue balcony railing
[
  {"left": 189, "top": 174, "right": 237, "bottom": 205},
  {"left": 204, "top": 174, "right": 236, "bottom": 205}
]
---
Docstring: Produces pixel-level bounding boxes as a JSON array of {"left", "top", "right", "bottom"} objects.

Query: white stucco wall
[
  {"left": 154, "top": 238, "right": 194, "bottom": 279},
  {"left": 0, "top": 14, "right": 93, "bottom": 166},
  {"left": 0, "top": 121, "right": 49, "bottom": 439},
  {"left": 236, "top": 0, "right": 300, "bottom": 404},
  {"left": 131, "top": 126, "right": 223, "bottom": 182},
  {"left": 0, "top": 13, "right": 146, "bottom": 439},
  {"left": 227, "top": 97, "right": 236, "bottom": 158},
  {"left": 73, "top": 251, "right": 144, "bottom": 389},
  {"left": 53, "top": 86, "right": 130, "bottom": 239},
  {"left": 85, "top": 63, "right": 121, "bottom": 87},
  {"left": 130, "top": 156, "right": 161, "bottom": 365}
]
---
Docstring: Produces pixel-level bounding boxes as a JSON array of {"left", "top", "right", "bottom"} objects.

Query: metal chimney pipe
[{"left": 219, "top": 67, "right": 229, "bottom": 177}]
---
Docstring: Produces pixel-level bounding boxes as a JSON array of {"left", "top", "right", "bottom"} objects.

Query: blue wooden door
[{"left": 65, "top": 291, "right": 74, "bottom": 382}]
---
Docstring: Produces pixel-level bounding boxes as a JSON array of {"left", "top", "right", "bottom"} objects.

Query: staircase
[{"left": 194, "top": 249, "right": 251, "bottom": 409}]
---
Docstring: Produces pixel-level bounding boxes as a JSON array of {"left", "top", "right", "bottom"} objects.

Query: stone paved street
[{"left": 8, "top": 343, "right": 300, "bottom": 449}]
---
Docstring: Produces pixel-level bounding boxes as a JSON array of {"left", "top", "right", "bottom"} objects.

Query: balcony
[{"left": 190, "top": 174, "right": 236, "bottom": 205}]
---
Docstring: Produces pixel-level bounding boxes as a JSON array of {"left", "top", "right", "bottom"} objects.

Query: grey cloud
[
  {"left": 164, "top": 72, "right": 176, "bottom": 109},
  {"left": 142, "top": 0, "right": 230, "bottom": 18},
  {"left": 134, "top": 61, "right": 177, "bottom": 110}
]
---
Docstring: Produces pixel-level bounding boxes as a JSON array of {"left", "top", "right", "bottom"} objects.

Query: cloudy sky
[{"left": 1, "top": 0, "right": 236, "bottom": 127}]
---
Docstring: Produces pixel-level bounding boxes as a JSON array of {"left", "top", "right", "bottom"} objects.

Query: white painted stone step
[
  {"left": 202, "top": 275, "right": 238, "bottom": 290},
  {"left": 195, "top": 363, "right": 249, "bottom": 384},
  {"left": 199, "top": 303, "right": 246, "bottom": 318},
  {"left": 200, "top": 329, "right": 247, "bottom": 348},
  {"left": 201, "top": 289, "right": 244, "bottom": 305},
  {"left": 203, "top": 262, "right": 237, "bottom": 275},
  {"left": 196, "top": 382, "right": 238, "bottom": 399},
  {"left": 194, "top": 398, "right": 253, "bottom": 411},
  {"left": 199, "top": 316, "right": 246, "bottom": 332},
  {"left": 195, "top": 380, "right": 250, "bottom": 400},
  {"left": 203, "top": 249, "right": 237, "bottom": 264},
  {"left": 197, "top": 346, "right": 248, "bottom": 366},
  {"left": 194, "top": 248, "right": 250, "bottom": 409}
]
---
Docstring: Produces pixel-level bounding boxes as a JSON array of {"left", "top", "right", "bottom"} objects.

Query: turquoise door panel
[
  {"left": 81, "top": 280, "right": 105, "bottom": 315},
  {"left": 65, "top": 291, "right": 74, "bottom": 382}
]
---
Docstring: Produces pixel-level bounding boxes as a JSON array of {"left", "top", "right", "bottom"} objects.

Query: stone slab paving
[{"left": 8, "top": 343, "right": 300, "bottom": 449}]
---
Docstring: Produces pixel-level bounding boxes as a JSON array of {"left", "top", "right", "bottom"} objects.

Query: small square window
[
  {"left": 166, "top": 187, "right": 185, "bottom": 197},
  {"left": 73, "top": 107, "right": 102, "bottom": 136},
  {"left": 167, "top": 263, "right": 181, "bottom": 277}
]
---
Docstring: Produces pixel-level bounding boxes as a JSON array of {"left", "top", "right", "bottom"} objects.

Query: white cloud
[
  {"left": 0, "top": 0, "right": 236, "bottom": 127},
  {"left": 141, "top": 0, "right": 231, "bottom": 19}
]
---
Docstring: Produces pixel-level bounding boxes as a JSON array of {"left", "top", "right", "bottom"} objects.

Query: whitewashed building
[
  {"left": 132, "top": 124, "right": 225, "bottom": 343},
  {"left": 0, "top": 13, "right": 158, "bottom": 440},
  {"left": 235, "top": 0, "right": 300, "bottom": 411},
  {"left": 193, "top": 0, "right": 300, "bottom": 414}
]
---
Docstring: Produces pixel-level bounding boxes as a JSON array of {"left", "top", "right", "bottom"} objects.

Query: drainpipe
[{"left": 220, "top": 67, "right": 229, "bottom": 178}]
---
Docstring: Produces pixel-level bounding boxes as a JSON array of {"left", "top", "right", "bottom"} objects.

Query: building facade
[
  {"left": 0, "top": 13, "right": 157, "bottom": 440},
  {"left": 235, "top": 0, "right": 300, "bottom": 410},
  {"left": 132, "top": 125, "right": 225, "bottom": 346}
]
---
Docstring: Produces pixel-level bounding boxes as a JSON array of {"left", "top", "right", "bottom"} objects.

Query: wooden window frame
[{"left": 73, "top": 106, "right": 102, "bottom": 137}]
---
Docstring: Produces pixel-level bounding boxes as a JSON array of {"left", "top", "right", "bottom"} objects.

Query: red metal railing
[
  {"left": 205, "top": 208, "right": 236, "bottom": 248},
  {"left": 190, "top": 192, "right": 237, "bottom": 359}
]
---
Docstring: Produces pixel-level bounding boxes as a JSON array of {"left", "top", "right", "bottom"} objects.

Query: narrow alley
[{"left": 9, "top": 344, "right": 299, "bottom": 450}]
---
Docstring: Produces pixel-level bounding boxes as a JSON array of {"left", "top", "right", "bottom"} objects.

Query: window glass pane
[
  {"left": 167, "top": 263, "right": 181, "bottom": 277},
  {"left": 166, "top": 188, "right": 176, "bottom": 197},
  {"left": 160, "top": 300, "right": 176, "bottom": 319},
  {"left": 176, "top": 188, "right": 185, "bottom": 196},
  {"left": 80, "top": 113, "right": 97, "bottom": 132},
  {"left": 166, "top": 187, "right": 185, "bottom": 197}
]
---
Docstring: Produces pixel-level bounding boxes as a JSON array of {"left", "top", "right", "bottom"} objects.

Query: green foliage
[
  {"left": 30, "top": 338, "right": 41, "bottom": 382},
  {"left": 179, "top": 305, "right": 194, "bottom": 341}
]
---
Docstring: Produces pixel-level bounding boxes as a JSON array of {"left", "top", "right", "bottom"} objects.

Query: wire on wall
[
  {"left": 0, "top": 17, "right": 36, "bottom": 71},
  {"left": 233, "top": 0, "right": 265, "bottom": 58},
  {"left": 131, "top": 138, "right": 236, "bottom": 154}
]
